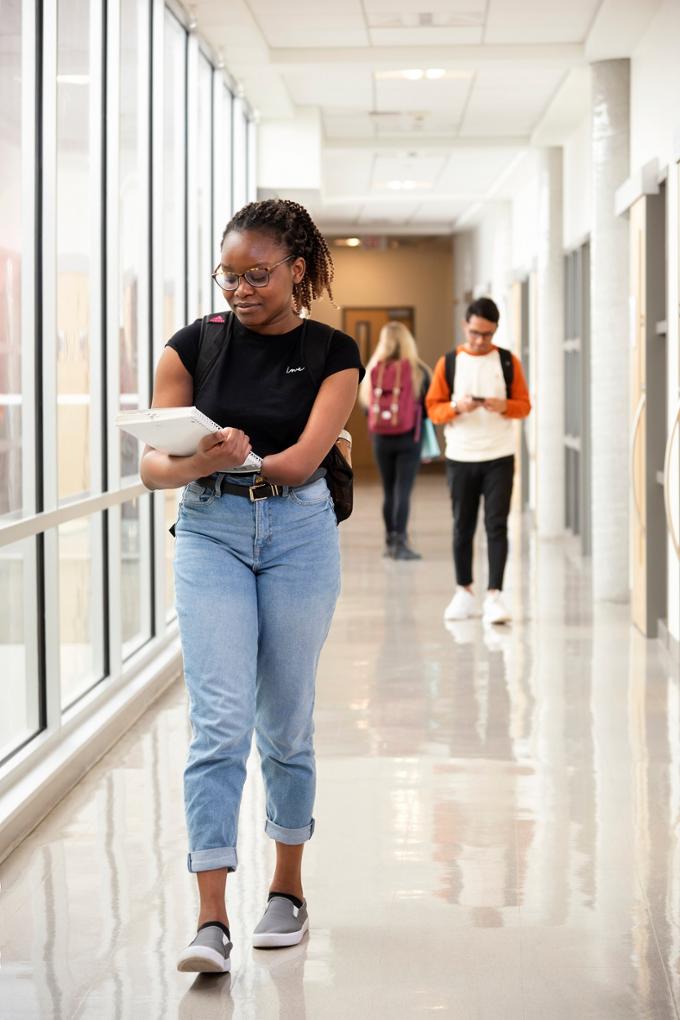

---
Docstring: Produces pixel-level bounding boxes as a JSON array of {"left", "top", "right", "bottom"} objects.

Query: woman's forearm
[
  {"left": 261, "top": 443, "right": 325, "bottom": 487},
  {"left": 140, "top": 449, "right": 208, "bottom": 490}
]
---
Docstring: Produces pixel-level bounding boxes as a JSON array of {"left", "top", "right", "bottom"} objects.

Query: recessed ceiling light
[
  {"left": 384, "top": 180, "right": 432, "bottom": 191},
  {"left": 335, "top": 237, "right": 362, "bottom": 247},
  {"left": 374, "top": 68, "right": 473, "bottom": 82}
]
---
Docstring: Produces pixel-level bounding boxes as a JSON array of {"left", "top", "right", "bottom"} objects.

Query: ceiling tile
[
  {"left": 369, "top": 26, "right": 483, "bottom": 44},
  {"left": 282, "top": 69, "right": 373, "bottom": 108},
  {"left": 324, "top": 113, "right": 375, "bottom": 139},
  {"left": 248, "top": 0, "right": 369, "bottom": 47},
  {"left": 358, "top": 201, "right": 421, "bottom": 223},
  {"left": 371, "top": 154, "right": 447, "bottom": 191},
  {"left": 375, "top": 77, "right": 471, "bottom": 116},
  {"left": 410, "top": 199, "right": 471, "bottom": 223},
  {"left": 323, "top": 152, "right": 374, "bottom": 196},
  {"left": 484, "top": 0, "right": 600, "bottom": 43},
  {"left": 436, "top": 148, "right": 523, "bottom": 193},
  {"left": 460, "top": 66, "right": 565, "bottom": 135}
]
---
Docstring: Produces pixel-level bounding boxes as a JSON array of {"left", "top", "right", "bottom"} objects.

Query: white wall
[
  {"left": 563, "top": 117, "right": 592, "bottom": 250},
  {"left": 628, "top": 0, "right": 680, "bottom": 643},
  {"left": 258, "top": 108, "right": 322, "bottom": 191},
  {"left": 630, "top": 0, "right": 680, "bottom": 173}
]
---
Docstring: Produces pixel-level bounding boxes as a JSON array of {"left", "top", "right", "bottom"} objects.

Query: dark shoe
[
  {"left": 383, "top": 532, "right": 398, "bottom": 558},
  {"left": 393, "top": 535, "right": 421, "bottom": 560}
]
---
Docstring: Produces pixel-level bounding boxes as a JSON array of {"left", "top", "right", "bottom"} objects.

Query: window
[
  {"left": 196, "top": 53, "right": 213, "bottom": 316},
  {"left": 119, "top": 0, "right": 146, "bottom": 481},
  {"left": 56, "top": 0, "right": 100, "bottom": 504},
  {"left": 213, "top": 83, "right": 233, "bottom": 254},
  {"left": 0, "top": 538, "right": 40, "bottom": 763},
  {"left": 232, "top": 97, "right": 248, "bottom": 213},
  {"left": 0, "top": 0, "right": 30, "bottom": 521},
  {"left": 162, "top": 10, "right": 187, "bottom": 619},
  {"left": 55, "top": 0, "right": 105, "bottom": 706}
]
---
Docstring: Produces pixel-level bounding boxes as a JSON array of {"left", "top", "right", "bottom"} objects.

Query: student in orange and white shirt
[{"left": 425, "top": 297, "right": 531, "bottom": 625}]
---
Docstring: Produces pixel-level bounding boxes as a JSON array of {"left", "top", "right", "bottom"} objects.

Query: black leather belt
[
  {"left": 225, "top": 477, "right": 281, "bottom": 502},
  {"left": 195, "top": 468, "right": 325, "bottom": 503}
]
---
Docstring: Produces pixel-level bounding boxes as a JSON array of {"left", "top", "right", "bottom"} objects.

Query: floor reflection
[{"left": 0, "top": 477, "right": 678, "bottom": 1019}]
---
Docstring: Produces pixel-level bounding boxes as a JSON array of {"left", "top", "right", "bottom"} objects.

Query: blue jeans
[{"left": 173, "top": 473, "right": 341, "bottom": 873}]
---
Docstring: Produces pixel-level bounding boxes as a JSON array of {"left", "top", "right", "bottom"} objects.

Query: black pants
[
  {"left": 373, "top": 431, "right": 422, "bottom": 535},
  {"left": 445, "top": 455, "right": 515, "bottom": 590}
]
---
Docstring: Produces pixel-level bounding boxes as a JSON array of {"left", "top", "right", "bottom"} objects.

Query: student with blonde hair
[{"left": 360, "top": 321, "right": 431, "bottom": 560}]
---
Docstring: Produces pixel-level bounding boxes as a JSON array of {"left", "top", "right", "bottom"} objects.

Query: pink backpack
[{"left": 368, "top": 359, "right": 421, "bottom": 437}]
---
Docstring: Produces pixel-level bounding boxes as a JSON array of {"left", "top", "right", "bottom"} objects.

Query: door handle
[
  {"left": 630, "top": 393, "right": 646, "bottom": 535},
  {"left": 663, "top": 400, "right": 680, "bottom": 560}
]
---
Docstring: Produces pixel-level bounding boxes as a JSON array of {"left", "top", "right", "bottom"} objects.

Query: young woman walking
[
  {"left": 360, "top": 321, "right": 431, "bottom": 560},
  {"left": 140, "top": 199, "right": 363, "bottom": 972}
]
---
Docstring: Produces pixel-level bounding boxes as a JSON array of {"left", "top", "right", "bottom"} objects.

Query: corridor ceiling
[{"left": 193, "top": 0, "right": 661, "bottom": 233}]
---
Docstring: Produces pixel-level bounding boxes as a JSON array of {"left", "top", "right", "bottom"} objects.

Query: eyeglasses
[
  {"left": 212, "top": 255, "right": 295, "bottom": 291},
  {"left": 467, "top": 328, "right": 496, "bottom": 340}
]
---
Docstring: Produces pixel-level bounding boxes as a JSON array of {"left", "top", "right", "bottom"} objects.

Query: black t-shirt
[{"left": 166, "top": 316, "right": 365, "bottom": 457}]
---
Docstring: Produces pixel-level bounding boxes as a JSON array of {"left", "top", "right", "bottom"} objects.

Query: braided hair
[{"left": 222, "top": 199, "right": 335, "bottom": 315}]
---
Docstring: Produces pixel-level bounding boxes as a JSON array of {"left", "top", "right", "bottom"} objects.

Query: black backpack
[
  {"left": 444, "top": 346, "right": 514, "bottom": 398},
  {"left": 193, "top": 312, "right": 353, "bottom": 523}
]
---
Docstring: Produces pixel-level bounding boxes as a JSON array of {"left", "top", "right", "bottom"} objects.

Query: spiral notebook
[{"left": 115, "top": 406, "right": 262, "bottom": 471}]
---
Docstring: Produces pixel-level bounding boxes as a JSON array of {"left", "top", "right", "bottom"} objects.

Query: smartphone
[{"left": 472, "top": 396, "right": 486, "bottom": 402}]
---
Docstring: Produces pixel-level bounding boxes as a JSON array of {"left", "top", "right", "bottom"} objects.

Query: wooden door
[
  {"left": 342, "top": 306, "right": 415, "bottom": 473},
  {"left": 630, "top": 197, "right": 647, "bottom": 633}
]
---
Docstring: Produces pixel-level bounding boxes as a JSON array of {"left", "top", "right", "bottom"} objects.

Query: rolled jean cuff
[
  {"left": 264, "top": 818, "right": 315, "bottom": 844},
  {"left": 187, "top": 846, "right": 238, "bottom": 873}
]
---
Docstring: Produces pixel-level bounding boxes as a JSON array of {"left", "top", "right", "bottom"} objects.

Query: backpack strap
[
  {"left": 498, "top": 347, "right": 514, "bottom": 398},
  {"left": 445, "top": 346, "right": 514, "bottom": 398},
  {"left": 444, "top": 349, "right": 456, "bottom": 396},
  {"left": 193, "top": 311, "right": 233, "bottom": 400}
]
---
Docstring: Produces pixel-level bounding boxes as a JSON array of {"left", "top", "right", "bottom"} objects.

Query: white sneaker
[
  {"left": 483, "top": 591, "right": 511, "bottom": 625},
  {"left": 444, "top": 587, "right": 476, "bottom": 620}
]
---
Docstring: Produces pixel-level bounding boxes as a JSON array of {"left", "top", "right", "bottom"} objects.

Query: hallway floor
[{"left": 1, "top": 476, "right": 679, "bottom": 1019}]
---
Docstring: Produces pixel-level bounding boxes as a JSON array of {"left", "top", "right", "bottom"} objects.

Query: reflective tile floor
[{"left": 1, "top": 476, "right": 679, "bottom": 1019}]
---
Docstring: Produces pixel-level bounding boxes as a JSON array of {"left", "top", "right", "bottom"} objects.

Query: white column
[
  {"left": 590, "top": 59, "right": 630, "bottom": 601},
  {"left": 536, "top": 147, "right": 565, "bottom": 537}
]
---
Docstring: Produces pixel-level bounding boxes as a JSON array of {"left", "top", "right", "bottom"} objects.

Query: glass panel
[
  {"left": 122, "top": 495, "right": 151, "bottom": 657},
  {"left": 0, "top": 2, "right": 25, "bottom": 519},
  {"left": 214, "top": 84, "right": 233, "bottom": 248},
  {"left": 59, "top": 514, "right": 105, "bottom": 709},
  {"left": 197, "top": 54, "right": 213, "bottom": 316},
  {"left": 163, "top": 10, "right": 186, "bottom": 340},
  {"left": 247, "top": 118, "right": 257, "bottom": 203},
  {"left": 56, "top": 0, "right": 95, "bottom": 503},
  {"left": 0, "top": 539, "right": 40, "bottom": 762},
  {"left": 119, "top": 0, "right": 146, "bottom": 480},
  {"left": 232, "top": 100, "right": 248, "bottom": 213}
]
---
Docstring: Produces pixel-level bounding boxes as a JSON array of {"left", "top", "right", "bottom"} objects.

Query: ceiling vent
[{"left": 368, "top": 10, "right": 483, "bottom": 29}]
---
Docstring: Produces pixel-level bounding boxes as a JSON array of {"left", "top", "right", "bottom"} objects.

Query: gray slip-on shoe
[
  {"left": 177, "top": 922, "right": 232, "bottom": 973},
  {"left": 252, "top": 894, "right": 309, "bottom": 948}
]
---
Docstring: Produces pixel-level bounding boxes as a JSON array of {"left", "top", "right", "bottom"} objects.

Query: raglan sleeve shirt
[
  {"left": 425, "top": 356, "right": 456, "bottom": 424},
  {"left": 425, "top": 351, "right": 531, "bottom": 422}
]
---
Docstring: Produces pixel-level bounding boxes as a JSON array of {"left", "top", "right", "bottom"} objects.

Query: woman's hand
[{"left": 194, "top": 429, "right": 252, "bottom": 473}]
